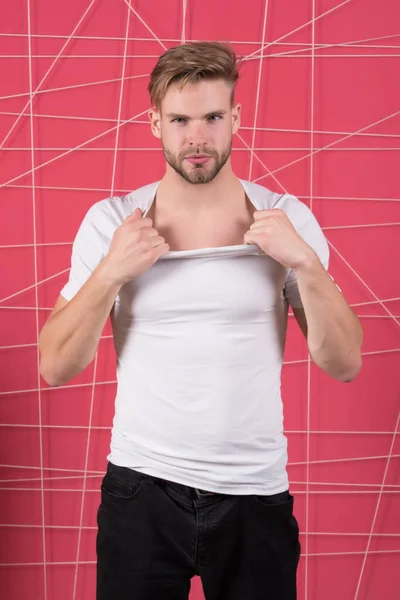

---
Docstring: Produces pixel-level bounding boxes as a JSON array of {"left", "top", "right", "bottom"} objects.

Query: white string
[
  {"left": 5, "top": 146, "right": 400, "bottom": 151},
  {"left": 3, "top": 50, "right": 400, "bottom": 59},
  {"left": 253, "top": 109, "right": 400, "bottom": 183},
  {"left": 237, "top": 133, "right": 287, "bottom": 193},
  {"left": 181, "top": 0, "right": 187, "bottom": 44},
  {"left": 3, "top": 548, "right": 400, "bottom": 568},
  {"left": 0, "top": 524, "right": 98, "bottom": 529},
  {"left": 121, "top": 0, "right": 167, "bottom": 51},
  {"left": 248, "top": 0, "right": 269, "bottom": 180},
  {"left": 243, "top": 0, "right": 352, "bottom": 61},
  {"left": 305, "top": 4, "right": 316, "bottom": 594},
  {"left": 353, "top": 410, "right": 400, "bottom": 600},
  {"left": 0, "top": 425, "right": 398, "bottom": 435},
  {"left": 3, "top": 184, "right": 400, "bottom": 203},
  {"left": 0, "top": 268, "right": 70, "bottom": 304},
  {"left": 240, "top": 126, "right": 400, "bottom": 139},
  {"left": 26, "top": 2, "right": 46, "bottom": 596},
  {"left": 0, "top": 424, "right": 111, "bottom": 432},
  {"left": 72, "top": 6, "right": 131, "bottom": 594},
  {"left": 0, "top": 242, "right": 72, "bottom": 248},
  {"left": 1, "top": 452, "right": 397, "bottom": 471},
  {"left": 1, "top": 523, "right": 400, "bottom": 536},
  {"left": 256, "top": 53, "right": 400, "bottom": 59},
  {"left": 288, "top": 454, "right": 400, "bottom": 466},
  {"left": 0, "top": 72, "right": 149, "bottom": 102},
  {"left": 0, "top": 380, "right": 117, "bottom": 397},
  {"left": 283, "top": 348, "right": 400, "bottom": 366},
  {"left": 2, "top": 321, "right": 399, "bottom": 350},
  {"left": 8, "top": 221, "right": 400, "bottom": 249},
  {"left": 290, "top": 480, "right": 400, "bottom": 488},
  {"left": 0, "top": 473, "right": 105, "bottom": 482},
  {"left": 326, "top": 239, "right": 400, "bottom": 327},
  {"left": 1, "top": 31, "right": 399, "bottom": 46},
  {"left": 0, "top": 0, "right": 97, "bottom": 151},
  {"left": 0, "top": 464, "right": 103, "bottom": 473},
  {"left": 0, "top": 107, "right": 151, "bottom": 190},
  {"left": 322, "top": 222, "right": 400, "bottom": 229},
  {"left": 0, "top": 346, "right": 395, "bottom": 388},
  {"left": 2, "top": 108, "right": 400, "bottom": 139},
  {"left": 302, "top": 195, "right": 400, "bottom": 202},
  {"left": 1, "top": 486, "right": 399, "bottom": 495},
  {"left": 2, "top": 54, "right": 162, "bottom": 59},
  {"left": 352, "top": 297, "right": 400, "bottom": 307}
]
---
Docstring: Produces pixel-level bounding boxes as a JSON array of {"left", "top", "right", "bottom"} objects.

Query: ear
[
  {"left": 149, "top": 108, "right": 162, "bottom": 139},
  {"left": 232, "top": 103, "right": 242, "bottom": 135}
]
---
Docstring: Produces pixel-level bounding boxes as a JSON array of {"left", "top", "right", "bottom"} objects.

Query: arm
[
  {"left": 291, "top": 253, "right": 363, "bottom": 382},
  {"left": 39, "top": 208, "right": 168, "bottom": 387},
  {"left": 39, "top": 264, "right": 121, "bottom": 387},
  {"left": 244, "top": 206, "right": 363, "bottom": 383}
]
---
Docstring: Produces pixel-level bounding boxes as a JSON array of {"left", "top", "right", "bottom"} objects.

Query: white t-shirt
[{"left": 61, "top": 179, "right": 329, "bottom": 495}]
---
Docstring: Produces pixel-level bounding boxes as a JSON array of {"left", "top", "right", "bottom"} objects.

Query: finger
[
  {"left": 125, "top": 207, "right": 142, "bottom": 222},
  {"left": 154, "top": 243, "right": 170, "bottom": 259},
  {"left": 253, "top": 209, "right": 275, "bottom": 221},
  {"left": 150, "top": 235, "right": 166, "bottom": 248},
  {"left": 244, "top": 232, "right": 256, "bottom": 244},
  {"left": 250, "top": 221, "right": 268, "bottom": 230},
  {"left": 131, "top": 216, "right": 154, "bottom": 230},
  {"left": 143, "top": 227, "right": 160, "bottom": 238}
]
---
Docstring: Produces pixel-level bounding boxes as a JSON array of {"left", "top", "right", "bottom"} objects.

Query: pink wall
[{"left": 1, "top": 1, "right": 399, "bottom": 599}]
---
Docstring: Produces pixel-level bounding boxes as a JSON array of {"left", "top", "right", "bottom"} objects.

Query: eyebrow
[{"left": 166, "top": 110, "right": 227, "bottom": 120}]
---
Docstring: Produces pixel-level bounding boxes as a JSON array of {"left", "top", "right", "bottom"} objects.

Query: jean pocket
[
  {"left": 101, "top": 467, "right": 145, "bottom": 501},
  {"left": 251, "top": 492, "right": 300, "bottom": 547},
  {"left": 253, "top": 490, "right": 292, "bottom": 508}
]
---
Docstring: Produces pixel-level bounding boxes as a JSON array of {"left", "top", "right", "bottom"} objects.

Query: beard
[{"left": 162, "top": 141, "right": 232, "bottom": 185}]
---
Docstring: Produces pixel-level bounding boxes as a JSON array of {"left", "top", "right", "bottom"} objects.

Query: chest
[
  {"left": 115, "top": 252, "right": 289, "bottom": 325},
  {"left": 147, "top": 198, "right": 255, "bottom": 251}
]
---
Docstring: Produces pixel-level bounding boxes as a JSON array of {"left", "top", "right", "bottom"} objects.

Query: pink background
[{"left": 1, "top": 0, "right": 400, "bottom": 598}]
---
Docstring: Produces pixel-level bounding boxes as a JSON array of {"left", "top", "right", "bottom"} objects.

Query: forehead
[{"left": 160, "top": 79, "right": 232, "bottom": 115}]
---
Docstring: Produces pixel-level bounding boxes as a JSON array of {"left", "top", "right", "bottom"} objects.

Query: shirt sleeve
[
  {"left": 60, "top": 203, "right": 108, "bottom": 301},
  {"left": 277, "top": 194, "right": 333, "bottom": 309}
]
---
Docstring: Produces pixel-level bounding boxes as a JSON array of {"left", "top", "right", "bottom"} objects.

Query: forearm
[
  {"left": 294, "top": 252, "right": 363, "bottom": 382},
  {"left": 39, "top": 260, "right": 121, "bottom": 386}
]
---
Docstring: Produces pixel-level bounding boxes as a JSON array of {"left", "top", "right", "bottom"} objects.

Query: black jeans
[{"left": 97, "top": 462, "right": 301, "bottom": 600}]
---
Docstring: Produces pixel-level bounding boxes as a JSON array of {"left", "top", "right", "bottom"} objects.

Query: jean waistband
[{"left": 107, "top": 462, "right": 219, "bottom": 499}]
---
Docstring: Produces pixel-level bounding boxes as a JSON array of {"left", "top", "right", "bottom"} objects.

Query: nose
[{"left": 187, "top": 121, "right": 208, "bottom": 147}]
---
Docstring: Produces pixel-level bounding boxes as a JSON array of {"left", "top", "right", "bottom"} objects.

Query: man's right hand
[{"left": 101, "top": 207, "right": 169, "bottom": 285}]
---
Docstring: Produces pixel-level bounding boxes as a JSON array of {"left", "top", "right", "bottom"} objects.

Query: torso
[{"left": 146, "top": 192, "right": 256, "bottom": 251}]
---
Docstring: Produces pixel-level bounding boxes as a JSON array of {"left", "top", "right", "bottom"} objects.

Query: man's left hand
[{"left": 244, "top": 209, "right": 316, "bottom": 270}]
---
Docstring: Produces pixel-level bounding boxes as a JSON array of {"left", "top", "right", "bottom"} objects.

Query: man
[{"left": 39, "top": 42, "right": 363, "bottom": 600}]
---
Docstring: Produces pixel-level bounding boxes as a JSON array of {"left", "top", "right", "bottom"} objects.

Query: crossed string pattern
[{"left": 0, "top": 1, "right": 399, "bottom": 599}]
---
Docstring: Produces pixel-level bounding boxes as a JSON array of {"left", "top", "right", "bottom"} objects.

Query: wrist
[
  {"left": 94, "top": 258, "right": 124, "bottom": 291},
  {"left": 292, "top": 248, "right": 320, "bottom": 274}
]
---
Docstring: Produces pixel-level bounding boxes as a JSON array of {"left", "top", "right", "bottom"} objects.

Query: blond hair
[{"left": 148, "top": 41, "right": 239, "bottom": 108}]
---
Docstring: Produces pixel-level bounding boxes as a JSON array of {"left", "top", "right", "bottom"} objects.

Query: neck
[{"left": 156, "top": 160, "right": 244, "bottom": 212}]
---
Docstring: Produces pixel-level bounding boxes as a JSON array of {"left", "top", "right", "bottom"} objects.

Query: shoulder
[
  {"left": 79, "top": 181, "right": 159, "bottom": 239},
  {"left": 241, "top": 179, "right": 320, "bottom": 229},
  {"left": 240, "top": 179, "right": 284, "bottom": 210}
]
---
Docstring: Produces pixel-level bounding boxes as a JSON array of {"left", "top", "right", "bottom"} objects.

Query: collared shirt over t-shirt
[{"left": 61, "top": 180, "right": 330, "bottom": 495}]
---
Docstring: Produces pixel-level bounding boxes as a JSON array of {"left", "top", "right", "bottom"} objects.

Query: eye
[
  {"left": 208, "top": 115, "right": 222, "bottom": 122},
  {"left": 172, "top": 118, "right": 186, "bottom": 124}
]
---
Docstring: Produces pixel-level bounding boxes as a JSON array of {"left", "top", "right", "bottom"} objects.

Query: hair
[{"left": 148, "top": 41, "right": 240, "bottom": 109}]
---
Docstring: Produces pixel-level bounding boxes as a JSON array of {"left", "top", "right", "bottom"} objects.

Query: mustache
[{"left": 180, "top": 149, "right": 217, "bottom": 159}]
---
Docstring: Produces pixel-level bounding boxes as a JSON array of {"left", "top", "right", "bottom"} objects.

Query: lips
[{"left": 185, "top": 155, "right": 211, "bottom": 165}]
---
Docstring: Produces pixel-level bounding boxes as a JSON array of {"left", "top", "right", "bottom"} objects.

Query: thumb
[{"left": 125, "top": 207, "right": 143, "bottom": 222}]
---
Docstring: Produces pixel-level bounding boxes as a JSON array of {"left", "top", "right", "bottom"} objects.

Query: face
[{"left": 149, "top": 79, "right": 241, "bottom": 185}]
